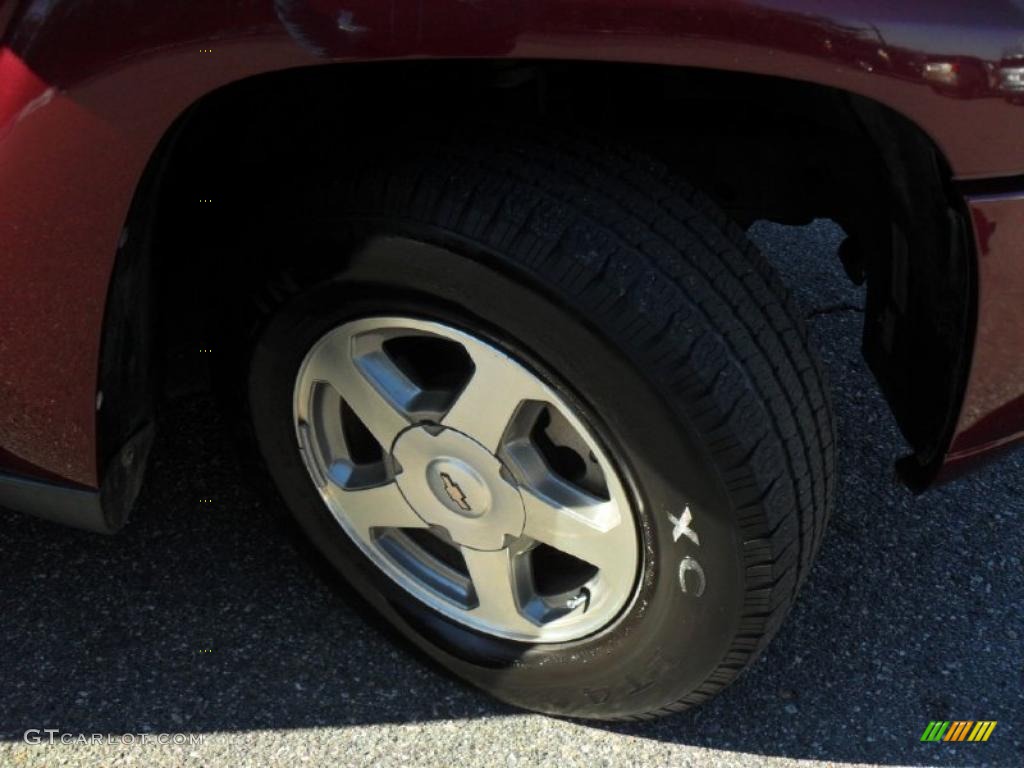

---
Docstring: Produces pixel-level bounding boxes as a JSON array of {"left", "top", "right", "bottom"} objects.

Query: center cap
[{"left": 392, "top": 426, "right": 525, "bottom": 551}]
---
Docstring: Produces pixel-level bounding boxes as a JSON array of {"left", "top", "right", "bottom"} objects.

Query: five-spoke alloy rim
[{"left": 292, "top": 317, "right": 640, "bottom": 642}]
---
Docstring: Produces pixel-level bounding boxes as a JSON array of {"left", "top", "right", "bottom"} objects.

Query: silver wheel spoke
[
  {"left": 326, "top": 482, "right": 427, "bottom": 540},
  {"left": 461, "top": 547, "right": 535, "bottom": 632},
  {"left": 442, "top": 341, "right": 543, "bottom": 453},
  {"left": 521, "top": 485, "right": 625, "bottom": 577},
  {"left": 303, "top": 336, "right": 410, "bottom": 452}
]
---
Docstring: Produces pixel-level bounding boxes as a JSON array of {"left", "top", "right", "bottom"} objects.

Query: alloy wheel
[{"left": 292, "top": 317, "right": 640, "bottom": 642}]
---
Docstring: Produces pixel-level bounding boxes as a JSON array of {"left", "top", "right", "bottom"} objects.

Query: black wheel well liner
[{"left": 97, "top": 59, "right": 975, "bottom": 499}]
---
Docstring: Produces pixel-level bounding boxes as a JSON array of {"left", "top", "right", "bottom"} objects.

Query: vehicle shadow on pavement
[{"left": 0, "top": 223, "right": 1019, "bottom": 766}]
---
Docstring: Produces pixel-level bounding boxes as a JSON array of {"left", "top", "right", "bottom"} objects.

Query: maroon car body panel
[
  {"left": 2, "top": 0, "right": 1024, "bottom": 491},
  {"left": 940, "top": 190, "right": 1024, "bottom": 479}
]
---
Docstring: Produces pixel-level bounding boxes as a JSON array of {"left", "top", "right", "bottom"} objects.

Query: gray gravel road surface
[{"left": 1, "top": 221, "right": 1021, "bottom": 767}]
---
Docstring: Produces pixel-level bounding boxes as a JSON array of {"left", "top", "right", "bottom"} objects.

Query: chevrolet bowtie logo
[{"left": 439, "top": 471, "right": 472, "bottom": 512}]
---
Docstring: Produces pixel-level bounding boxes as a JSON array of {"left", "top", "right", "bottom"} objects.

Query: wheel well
[{"left": 105, "top": 59, "right": 974, "bottom": 488}]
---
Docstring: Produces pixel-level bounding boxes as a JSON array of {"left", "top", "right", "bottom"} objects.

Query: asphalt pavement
[{"left": 1, "top": 221, "right": 1020, "bottom": 767}]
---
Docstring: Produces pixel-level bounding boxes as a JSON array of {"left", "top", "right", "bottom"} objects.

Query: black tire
[{"left": 246, "top": 130, "right": 836, "bottom": 720}]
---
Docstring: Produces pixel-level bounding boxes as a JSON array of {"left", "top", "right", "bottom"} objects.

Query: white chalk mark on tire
[
  {"left": 669, "top": 507, "right": 705, "bottom": 597},
  {"left": 668, "top": 505, "right": 700, "bottom": 546},
  {"left": 678, "top": 557, "right": 706, "bottom": 597}
]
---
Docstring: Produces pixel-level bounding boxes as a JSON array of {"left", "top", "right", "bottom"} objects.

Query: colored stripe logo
[{"left": 920, "top": 721, "right": 997, "bottom": 742}]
